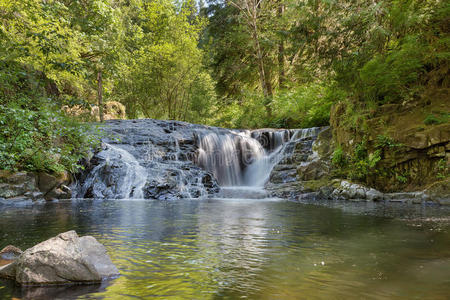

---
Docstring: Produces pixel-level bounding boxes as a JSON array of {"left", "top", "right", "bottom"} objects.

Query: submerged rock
[
  {"left": 0, "top": 245, "right": 23, "bottom": 260},
  {"left": 0, "top": 231, "right": 119, "bottom": 285}
]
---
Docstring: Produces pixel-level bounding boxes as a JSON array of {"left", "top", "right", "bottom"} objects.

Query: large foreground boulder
[{"left": 0, "top": 231, "right": 119, "bottom": 285}]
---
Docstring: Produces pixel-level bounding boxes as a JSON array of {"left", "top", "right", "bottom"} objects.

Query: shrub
[
  {"left": 332, "top": 141, "right": 381, "bottom": 182},
  {"left": 436, "top": 158, "right": 449, "bottom": 179},
  {"left": 331, "top": 146, "right": 347, "bottom": 168},
  {"left": 396, "top": 175, "right": 408, "bottom": 184},
  {"left": 271, "top": 83, "right": 345, "bottom": 128},
  {"left": 424, "top": 114, "right": 442, "bottom": 125},
  {"left": 359, "top": 36, "right": 425, "bottom": 104},
  {"left": 423, "top": 113, "right": 449, "bottom": 126},
  {"left": 0, "top": 100, "right": 99, "bottom": 173}
]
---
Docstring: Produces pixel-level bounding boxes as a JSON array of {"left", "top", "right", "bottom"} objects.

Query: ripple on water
[{"left": 0, "top": 199, "right": 449, "bottom": 299}]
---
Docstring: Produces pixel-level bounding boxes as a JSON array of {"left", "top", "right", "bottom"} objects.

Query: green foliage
[
  {"left": 0, "top": 99, "right": 99, "bottom": 173},
  {"left": 0, "top": 40, "right": 99, "bottom": 173},
  {"left": 110, "top": 0, "right": 216, "bottom": 122},
  {"left": 396, "top": 174, "right": 408, "bottom": 184},
  {"left": 359, "top": 36, "right": 425, "bottom": 104},
  {"left": 375, "top": 135, "right": 404, "bottom": 149},
  {"left": 331, "top": 147, "right": 347, "bottom": 168},
  {"left": 203, "top": 0, "right": 449, "bottom": 129},
  {"left": 331, "top": 141, "right": 382, "bottom": 183},
  {"left": 436, "top": 159, "right": 449, "bottom": 180},
  {"left": 213, "top": 83, "right": 341, "bottom": 129},
  {"left": 424, "top": 113, "right": 449, "bottom": 125},
  {"left": 271, "top": 83, "right": 342, "bottom": 128},
  {"left": 211, "top": 91, "right": 266, "bottom": 129},
  {"left": 347, "top": 142, "right": 382, "bottom": 181}
]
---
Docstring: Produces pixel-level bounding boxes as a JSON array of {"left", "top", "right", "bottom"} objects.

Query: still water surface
[{"left": 0, "top": 198, "right": 449, "bottom": 299}]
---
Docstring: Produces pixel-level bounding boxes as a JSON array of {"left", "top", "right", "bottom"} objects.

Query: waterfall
[
  {"left": 196, "top": 130, "right": 266, "bottom": 186},
  {"left": 291, "top": 127, "right": 321, "bottom": 140},
  {"left": 74, "top": 119, "right": 323, "bottom": 200},
  {"left": 196, "top": 128, "right": 315, "bottom": 188}
]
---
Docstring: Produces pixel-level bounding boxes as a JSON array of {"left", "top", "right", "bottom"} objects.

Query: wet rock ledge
[
  {"left": 0, "top": 231, "right": 119, "bottom": 285},
  {"left": 0, "top": 171, "right": 72, "bottom": 205}
]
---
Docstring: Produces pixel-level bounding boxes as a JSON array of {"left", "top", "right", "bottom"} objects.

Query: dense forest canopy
[{"left": 0, "top": 0, "right": 448, "bottom": 172}]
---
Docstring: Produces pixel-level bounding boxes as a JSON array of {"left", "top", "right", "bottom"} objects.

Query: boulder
[
  {"left": 0, "top": 171, "right": 49, "bottom": 203},
  {"left": 0, "top": 182, "right": 34, "bottom": 199},
  {"left": 0, "top": 245, "right": 22, "bottom": 270},
  {"left": 0, "top": 231, "right": 119, "bottom": 285},
  {"left": 334, "top": 180, "right": 387, "bottom": 201},
  {"left": 24, "top": 191, "right": 45, "bottom": 201},
  {"left": 0, "top": 171, "right": 35, "bottom": 186},
  {"left": 0, "top": 260, "right": 16, "bottom": 277},
  {"left": 38, "top": 172, "right": 64, "bottom": 195},
  {"left": 45, "top": 187, "right": 71, "bottom": 200},
  {"left": 297, "top": 160, "right": 328, "bottom": 181}
]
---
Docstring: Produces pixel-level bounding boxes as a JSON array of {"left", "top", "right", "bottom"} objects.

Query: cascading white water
[
  {"left": 242, "top": 146, "right": 283, "bottom": 187},
  {"left": 75, "top": 119, "right": 322, "bottom": 200},
  {"left": 197, "top": 127, "right": 321, "bottom": 194},
  {"left": 77, "top": 143, "right": 147, "bottom": 199},
  {"left": 110, "top": 144, "right": 147, "bottom": 198},
  {"left": 197, "top": 131, "right": 266, "bottom": 186},
  {"left": 291, "top": 127, "right": 321, "bottom": 140}
]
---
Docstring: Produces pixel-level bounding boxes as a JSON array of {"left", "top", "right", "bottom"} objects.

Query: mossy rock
[{"left": 303, "top": 178, "right": 332, "bottom": 192}]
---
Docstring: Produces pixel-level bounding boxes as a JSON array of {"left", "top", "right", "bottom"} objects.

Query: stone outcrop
[
  {"left": 1, "top": 114, "right": 447, "bottom": 204},
  {"left": 0, "top": 171, "right": 43, "bottom": 205},
  {"left": 0, "top": 231, "right": 119, "bottom": 285},
  {"left": 0, "top": 245, "right": 22, "bottom": 268},
  {"left": 0, "top": 170, "right": 71, "bottom": 205},
  {"left": 424, "top": 179, "right": 450, "bottom": 205},
  {"left": 328, "top": 180, "right": 433, "bottom": 203}
]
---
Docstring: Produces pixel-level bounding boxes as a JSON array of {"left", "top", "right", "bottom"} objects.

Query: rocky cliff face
[
  {"left": 265, "top": 127, "right": 327, "bottom": 199},
  {"left": 330, "top": 97, "right": 449, "bottom": 193},
  {"left": 266, "top": 120, "right": 449, "bottom": 205}
]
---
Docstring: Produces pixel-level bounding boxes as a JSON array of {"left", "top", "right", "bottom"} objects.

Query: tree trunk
[
  {"left": 251, "top": 17, "right": 273, "bottom": 116},
  {"left": 97, "top": 70, "right": 104, "bottom": 122},
  {"left": 277, "top": 1, "right": 285, "bottom": 88},
  {"left": 231, "top": 0, "right": 273, "bottom": 116}
]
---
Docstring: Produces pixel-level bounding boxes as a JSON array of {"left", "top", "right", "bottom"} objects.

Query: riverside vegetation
[{"left": 0, "top": 0, "right": 449, "bottom": 198}]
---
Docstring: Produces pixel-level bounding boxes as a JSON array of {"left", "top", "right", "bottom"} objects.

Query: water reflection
[
  {"left": 0, "top": 279, "right": 109, "bottom": 300},
  {"left": 0, "top": 199, "right": 449, "bottom": 299}
]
